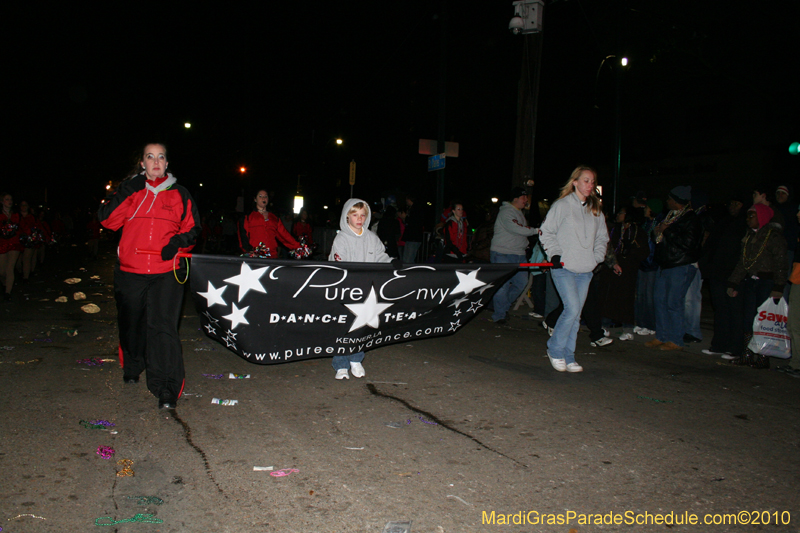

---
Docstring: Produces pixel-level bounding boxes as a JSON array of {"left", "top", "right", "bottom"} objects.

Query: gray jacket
[
  {"left": 490, "top": 202, "right": 538, "bottom": 255},
  {"left": 539, "top": 193, "right": 609, "bottom": 273}
]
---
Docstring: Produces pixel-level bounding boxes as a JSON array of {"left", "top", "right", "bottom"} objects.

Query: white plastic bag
[{"left": 747, "top": 297, "right": 791, "bottom": 358}]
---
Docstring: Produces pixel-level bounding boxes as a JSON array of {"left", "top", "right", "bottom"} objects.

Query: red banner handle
[{"left": 519, "top": 263, "right": 562, "bottom": 267}]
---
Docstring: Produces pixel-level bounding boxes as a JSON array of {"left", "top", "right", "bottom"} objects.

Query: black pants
[
  {"left": 708, "top": 277, "right": 744, "bottom": 355},
  {"left": 114, "top": 264, "right": 186, "bottom": 400},
  {"left": 545, "top": 269, "right": 605, "bottom": 342}
]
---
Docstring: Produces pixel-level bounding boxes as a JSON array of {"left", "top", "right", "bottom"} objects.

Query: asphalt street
[{"left": 1, "top": 244, "right": 798, "bottom": 533}]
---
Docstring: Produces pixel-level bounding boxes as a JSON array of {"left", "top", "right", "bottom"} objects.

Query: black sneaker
[
  {"left": 683, "top": 334, "right": 701, "bottom": 343},
  {"left": 158, "top": 391, "right": 177, "bottom": 410},
  {"left": 123, "top": 374, "right": 139, "bottom": 384}
]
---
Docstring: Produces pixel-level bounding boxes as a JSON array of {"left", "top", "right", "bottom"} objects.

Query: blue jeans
[
  {"left": 490, "top": 252, "right": 526, "bottom": 321},
  {"left": 635, "top": 269, "right": 657, "bottom": 330},
  {"left": 683, "top": 266, "right": 703, "bottom": 340},
  {"left": 332, "top": 352, "right": 365, "bottom": 370},
  {"left": 547, "top": 269, "right": 593, "bottom": 364},
  {"left": 403, "top": 241, "right": 422, "bottom": 264},
  {"left": 654, "top": 265, "right": 696, "bottom": 346},
  {"left": 544, "top": 270, "right": 561, "bottom": 318}
]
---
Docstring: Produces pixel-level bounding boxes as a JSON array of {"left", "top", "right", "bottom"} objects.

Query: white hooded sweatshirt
[{"left": 329, "top": 198, "right": 392, "bottom": 263}]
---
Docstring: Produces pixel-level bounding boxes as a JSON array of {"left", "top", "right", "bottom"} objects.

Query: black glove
[
  {"left": 550, "top": 255, "right": 562, "bottom": 269},
  {"left": 161, "top": 243, "right": 179, "bottom": 261}
]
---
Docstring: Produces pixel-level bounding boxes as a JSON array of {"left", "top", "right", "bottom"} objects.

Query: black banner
[{"left": 189, "top": 254, "right": 519, "bottom": 364}]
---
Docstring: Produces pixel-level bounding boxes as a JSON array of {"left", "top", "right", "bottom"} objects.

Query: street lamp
[{"left": 594, "top": 55, "right": 630, "bottom": 213}]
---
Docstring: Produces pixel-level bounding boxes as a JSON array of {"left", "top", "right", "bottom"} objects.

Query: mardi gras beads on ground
[
  {"left": 116, "top": 459, "right": 135, "bottom": 477},
  {"left": 96, "top": 446, "right": 115, "bottom": 459}
]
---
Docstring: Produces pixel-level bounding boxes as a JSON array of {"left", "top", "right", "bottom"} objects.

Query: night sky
[{"left": 6, "top": 1, "right": 799, "bottom": 221}]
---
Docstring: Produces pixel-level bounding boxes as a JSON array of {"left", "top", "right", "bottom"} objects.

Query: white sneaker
[
  {"left": 720, "top": 353, "right": 736, "bottom": 360},
  {"left": 642, "top": 328, "right": 656, "bottom": 335},
  {"left": 702, "top": 349, "right": 721, "bottom": 355},
  {"left": 349, "top": 362, "right": 365, "bottom": 378},
  {"left": 603, "top": 328, "right": 610, "bottom": 337},
  {"left": 547, "top": 351, "right": 566, "bottom": 372},
  {"left": 633, "top": 326, "right": 644, "bottom": 335},
  {"left": 566, "top": 362, "right": 583, "bottom": 373},
  {"left": 619, "top": 333, "right": 634, "bottom": 341},
  {"left": 590, "top": 337, "right": 613, "bottom": 347},
  {"left": 528, "top": 311, "right": 543, "bottom": 319},
  {"left": 335, "top": 368, "right": 350, "bottom": 380}
]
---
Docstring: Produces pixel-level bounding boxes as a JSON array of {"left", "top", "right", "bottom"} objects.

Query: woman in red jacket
[
  {"left": 238, "top": 189, "right": 301, "bottom": 257},
  {"left": 442, "top": 202, "right": 469, "bottom": 263},
  {"left": 0, "top": 193, "right": 23, "bottom": 300},
  {"left": 98, "top": 143, "right": 200, "bottom": 410}
]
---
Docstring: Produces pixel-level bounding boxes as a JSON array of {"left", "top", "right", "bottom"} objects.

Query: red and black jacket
[
  {"left": 98, "top": 174, "right": 200, "bottom": 274},
  {"left": 238, "top": 210, "right": 300, "bottom": 257}
]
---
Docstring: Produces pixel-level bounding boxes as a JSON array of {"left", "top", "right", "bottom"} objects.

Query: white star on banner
[
  {"left": 204, "top": 323, "right": 217, "bottom": 335},
  {"left": 453, "top": 309, "right": 462, "bottom": 317},
  {"left": 451, "top": 270, "right": 486, "bottom": 296},
  {"left": 448, "top": 320, "right": 462, "bottom": 332},
  {"left": 224, "top": 262, "right": 269, "bottom": 302},
  {"left": 223, "top": 303, "right": 250, "bottom": 329},
  {"left": 198, "top": 281, "right": 228, "bottom": 308},
  {"left": 344, "top": 286, "right": 394, "bottom": 333},
  {"left": 202, "top": 311, "right": 220, "bottom": 326},
  {"left": 448, "top": 296, "right": 470, "bottom": 309},
  {"left": 467, "top": 300, "right": 484, "bottom": 313},
  {"left": 225, "top": 329, "right": 238, "bottom": 340}
]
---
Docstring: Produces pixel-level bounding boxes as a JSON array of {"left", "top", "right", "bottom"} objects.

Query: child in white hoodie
[{"left": 329, "top": 199, "right": 392, "bottom": 379}]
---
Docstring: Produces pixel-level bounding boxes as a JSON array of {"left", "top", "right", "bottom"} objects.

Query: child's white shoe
[
  {"left": 335, "top": 368, "right": 350, "bottom": 380},
  {"left": 350, "top": 362, "right": 365, "bottom": 378}
]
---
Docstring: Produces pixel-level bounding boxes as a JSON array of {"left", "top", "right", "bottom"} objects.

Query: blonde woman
[{"left": 539, "top": 166, "right": 609, "bottom": 372}]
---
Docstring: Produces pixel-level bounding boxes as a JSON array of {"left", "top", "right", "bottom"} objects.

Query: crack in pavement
[
  {"left": 172, "top": 412, "right": 224, "bottom": 493},
  {"left": 366, "top": 383, "right": 527, "bottom": 467}
]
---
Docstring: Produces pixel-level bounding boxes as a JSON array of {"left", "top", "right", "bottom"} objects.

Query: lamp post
[{"left": 594, "top": 55, "right": 629, "bottom": 213}]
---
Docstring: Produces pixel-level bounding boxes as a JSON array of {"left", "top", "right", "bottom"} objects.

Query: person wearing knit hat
[
  {"left": 726, "top": 203, "right": 788, "bottom": 368},
  {"left": 668, "top": 185, "right": 691, "bottom": 204},
  {"left": 645, "top": 185, "right": 704, "bottom": 351}
]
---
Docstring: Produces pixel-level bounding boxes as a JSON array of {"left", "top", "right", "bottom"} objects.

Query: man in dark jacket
[
  {"left": 645, "top": 186, "right": 704, "bottom": 351},
  {"left": 699, "top": 193, "right": 749, "bottom": 358}
]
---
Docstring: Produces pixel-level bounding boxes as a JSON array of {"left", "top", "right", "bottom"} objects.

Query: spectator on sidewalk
[
  {"left": 645, "top": 186, "right": 703, "bottom": 351},
  {"left": 634, "top": 198, "right": 663, "bottom": 336},
  {"left": 402, "top": 195, "right": 424, "bottom": 263},
  {"left": 699, "top": 192, "right": 749, "bottom": 359},
  {"left": 726, "top": 203, "right": 787, "bottom": 368}
]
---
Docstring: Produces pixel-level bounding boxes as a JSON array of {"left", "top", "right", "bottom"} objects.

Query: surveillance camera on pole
[{"left": 509, "top": 0, "right": 544, "bottom": 35}]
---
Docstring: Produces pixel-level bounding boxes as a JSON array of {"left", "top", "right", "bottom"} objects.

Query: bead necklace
[
  {"left": 654, "top": 205, "right": 691, "bottom": 244},
  {"left": 741, "top": 229, "right": 772, "bottom": 270}
]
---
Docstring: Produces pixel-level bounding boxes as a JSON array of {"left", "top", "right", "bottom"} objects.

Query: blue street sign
[{"left": 427, "top": 154, "right": 446, "bottom": 172}]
